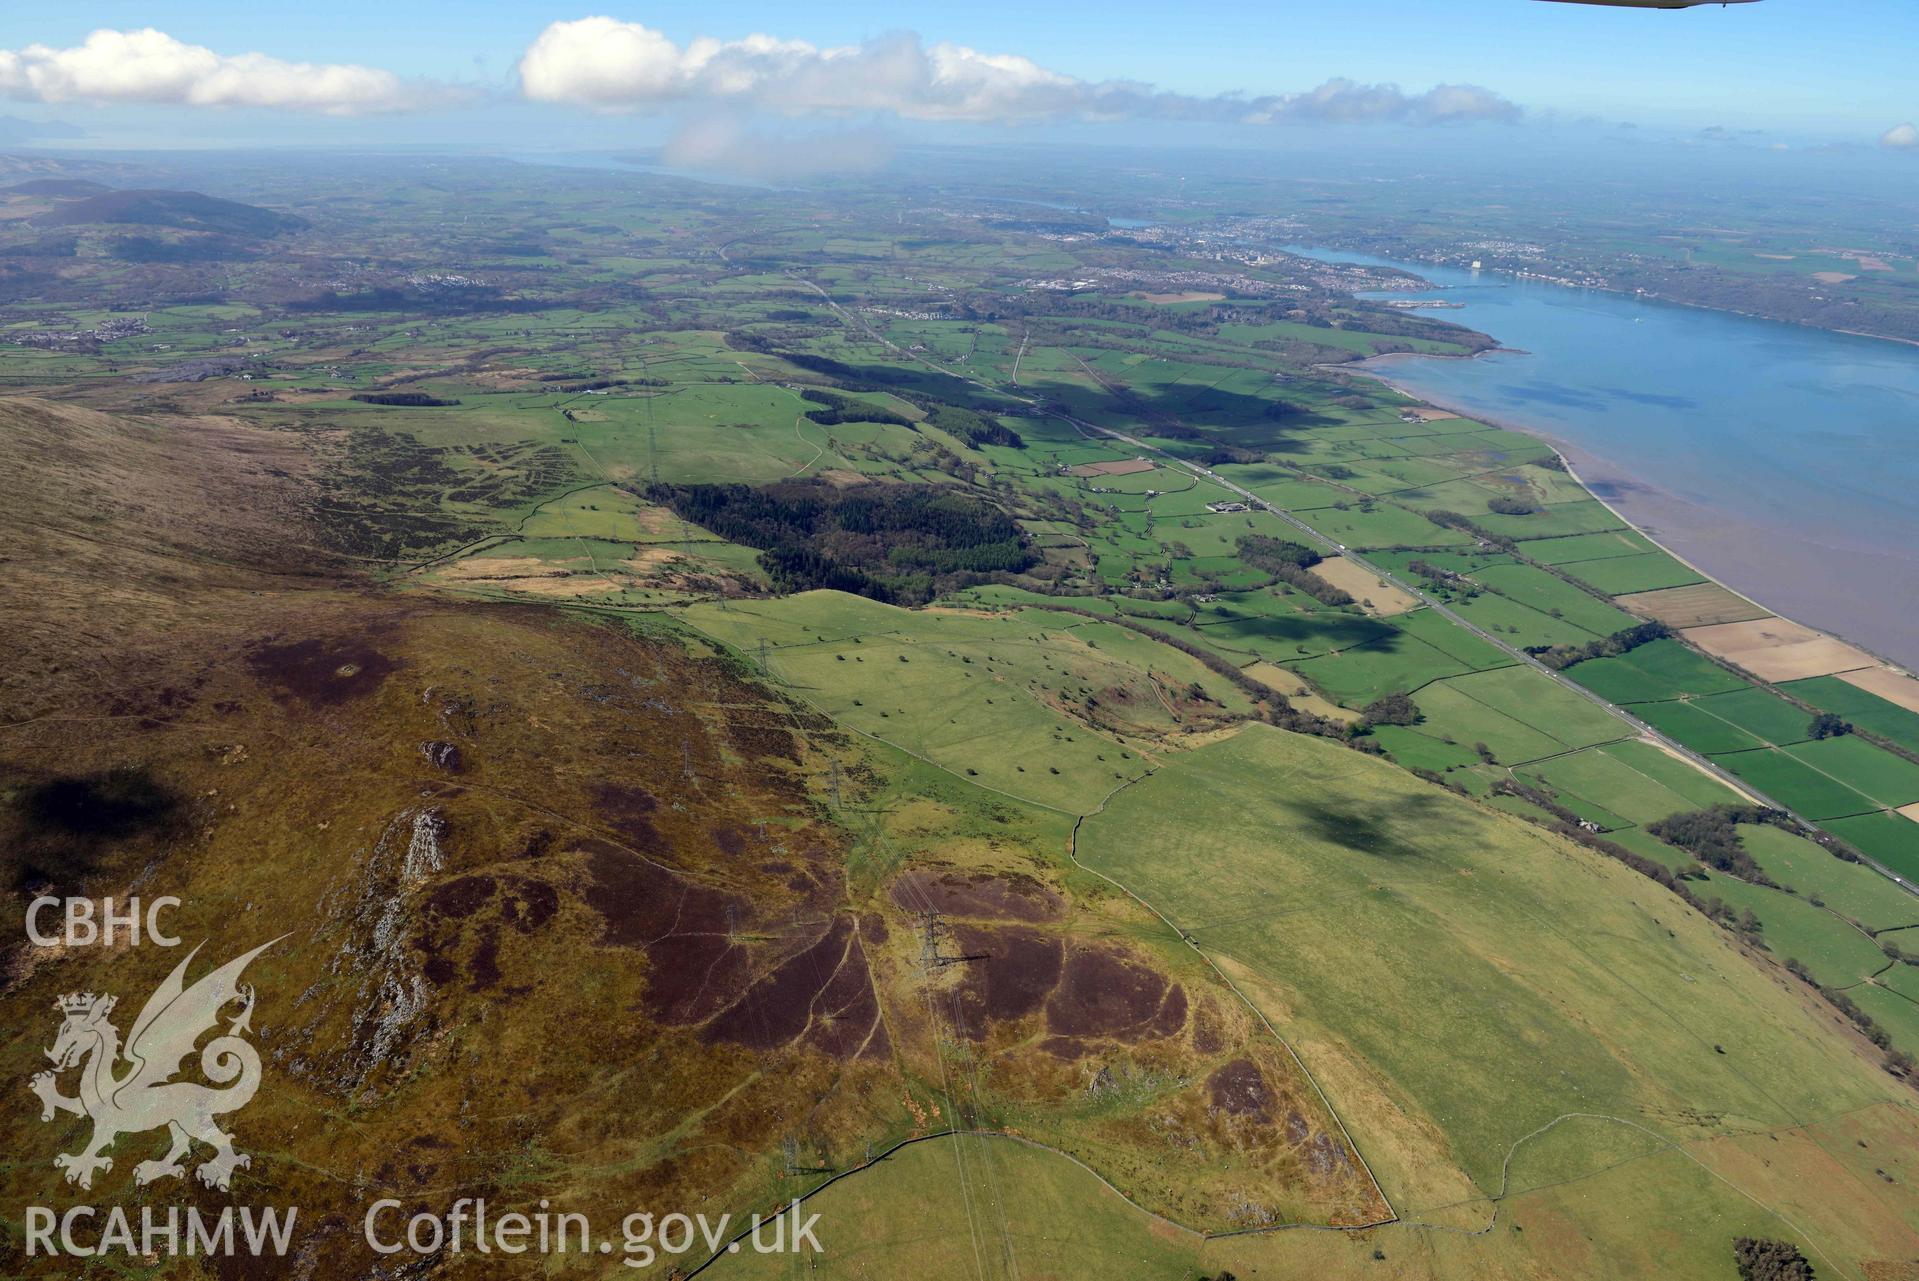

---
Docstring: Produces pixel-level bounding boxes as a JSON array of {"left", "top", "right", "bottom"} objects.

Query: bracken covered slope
[{"left": 0, "top": 399, "right": 1384, "bottom": 1276}]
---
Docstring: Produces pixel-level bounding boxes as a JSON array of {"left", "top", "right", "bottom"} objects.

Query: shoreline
[
  {"left": 1332, "top": 358, "right": 1916, "bottom": 681},
  {"left": 1314, "top": 245, "right": 1919, "bottom": 353}
]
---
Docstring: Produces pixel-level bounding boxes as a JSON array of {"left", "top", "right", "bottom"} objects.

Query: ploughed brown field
[
  {"left": 1683, "top": 615, "right": 1880, "bottom": 682},
  {"left": 1310, "top": 555, "right": 1418, "bottom": 615},
  {"left": 1617, "top": 581, "right": 1769, "bottom": 629},
  {"left": 1841, "top": 667, "right": 1919, "bottom": 716}
]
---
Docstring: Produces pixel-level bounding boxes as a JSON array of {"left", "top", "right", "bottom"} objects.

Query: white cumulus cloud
[
  {"left": 520, "top": 20, "right": 1087, "bottom": 121},
  {"left": 1239, "top": 79, "right": 1520, "bottom": 126},
  {"left": 519, "top": 18, "right": 1518, "bottom": 127},
  {"left": 0, "top": 28, "right": 433, "bottom": 115},
  {"left": 1884, "top": 122, "right": 1919, "bottom": 150}
]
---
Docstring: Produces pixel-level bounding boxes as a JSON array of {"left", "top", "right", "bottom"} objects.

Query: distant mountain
[
  {"left": 35, "top": 188, "right": 306, "bottom": 237},
  {"left": 0, "top": 116, "right": 86, "bottom": 144},
  {"left": 1, "top": 179, "right": 111, "bottom": 197}
]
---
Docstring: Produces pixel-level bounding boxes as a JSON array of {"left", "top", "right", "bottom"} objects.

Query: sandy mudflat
[
  {"left": 1344, "top": 363, "right": 1919, "bottom": 673},
  {"left": 1536, "top": 440, "right": 1919, "bottom": 673}
]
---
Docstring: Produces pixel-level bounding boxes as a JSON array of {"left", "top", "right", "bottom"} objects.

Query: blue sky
[{"left": 0, "top": 1, "right": 1913, "bottom": 151}]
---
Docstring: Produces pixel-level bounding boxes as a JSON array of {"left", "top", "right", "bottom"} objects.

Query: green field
[
  {"left": 1824, "top": 812, "right": 1919, "bottom": 880},
  {"left": 1076, "top": 726, "right": 1905, "bottom": 1216},
  {"left": 1370, "top": 723, "right": 1489, "bottom": 775},
  {"left": 1295, "top": 501, "right": 1472, "bottom": 550},
  {"left": 1781, "top": 675, "right": 1919, "bottom": 754},
  {"left": 1635, "top": 699, "right": 1768, "bottom": 755},
  {"left": 1411, "top": 666, "right": 1629, "bottom": 765},
  {"left": 1783, "top": 735, "right": 1919, "bottom": 810},
  {"left": 1478, "top": 498, "right": 1626, "bottom": 539},
  {"left": 709, "top": 1135, "right": 1203, "bottom": 1280},
  {"left": 1521, "top": 529, "right": 1661, "bottom": 565},
  {"left": 1465, "top": 562, "right": 1640, "bottom": 636},
  {"left": 1693, "top": 874, "right": 1890, "bottom": 989},
  {"left": 1568, "top": 640, "right": 1751, "bottom": 704},
  {"left": 1434, "top": 587, "right": 1605, "bottom": 650},
  {"left": 1562, "top": 550, "right": 1706, "bottom": 595},
  {"left": 1278, "top": 606, "right": 1511, "bottom": 702},
  {"left": 1690, "top": 687, "right": 1818, "bottom": 745},
  {"left": 1523, "top": 740, "right": 1746, "bottom": 829},
  {"left": 1713, "top": 748, "right": 1885, "bottom": 822},
  {"left": 711, "top": 1113, "right": 1910, "bottom": 1281},
  {"left": 1737, "top": 824, "right": 1919, "bottom": 932},
  {"left": 682, "top": 592, "right": 1264, "bottom": 813}
]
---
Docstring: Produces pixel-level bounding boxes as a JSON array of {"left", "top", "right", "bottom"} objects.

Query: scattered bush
[
  {"left": 798, "top": 387, "right": 915, "bottom": 427},
  {"left": 1808, "top": 712, "right": 1853, "bottom": 740},
  {"left": 647, "top": 478, "right": 1033, "bottom": 605},
  {"left": 350, "top": 391, "right": 460, "bottom": 407},
  {"left": 1235, "top": 535, "right": 1352, "bottom": 605},
  {"left": 1487, "top": 495, "right": 1542, "bottom": 516},
  {"left": 1732, "top": 1236, "right": 1814, "bottom": 1281},
  {"left": 1531, "top": 621, "right": 1673, "bottom": 671},
  {"left": 1361, "top": 692, "right": 1422, "bottom": 728},
  {"left": 1646, "top": 806, "right": 1780, "bottom": 885}
]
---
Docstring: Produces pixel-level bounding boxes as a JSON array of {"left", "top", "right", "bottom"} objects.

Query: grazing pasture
[
  {"left": 682, "top": 592, "right": 1262, "bottom": 812},
  {"left": 1563, "top": 550, "right": 1706, "bottom": 596},
  {"left": 1075, "top": 725, "right": 1912, "bottom": 1237},
  {"left": 1736, "top": 824, "right": 1919, "bottom": 933},
  {"left": 1524, "top": 740, "right": 1745, "bottom": 828},
  {"left": 1787, "top": 674, "right": 1919, "bottom": 754},
  {"left": 1713, "top": 748, "right": 1883, "bottom": 821},
  {"left": 1567, "top": 639, "right": 1749, "bottom": 704},
  {"left": 1824, "top": 812, "right": 1919, "bottom": 880}
]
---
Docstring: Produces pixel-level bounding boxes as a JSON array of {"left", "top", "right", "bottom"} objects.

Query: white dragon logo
[{"left": 29, "top": 938, "right": 281, "bottom": 1192}]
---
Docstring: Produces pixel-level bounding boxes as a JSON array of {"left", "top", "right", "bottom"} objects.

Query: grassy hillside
[
  {"left": 713, "top": 723, "right": 1919, "bottom": 1280},
  {"left": 684, "top": 592, "right": 1258, "bottom": 813},
  {"left": 1078, "top": 728, "right": 1919, "bottom": 1266},
  {"left": 0, "top": 400, "right": 1388, "bottom": 1275}
]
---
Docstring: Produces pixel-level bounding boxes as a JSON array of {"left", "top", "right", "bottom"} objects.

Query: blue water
[{"left": 1289, "top": 247, "right": 1919, "bottom": 668}]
